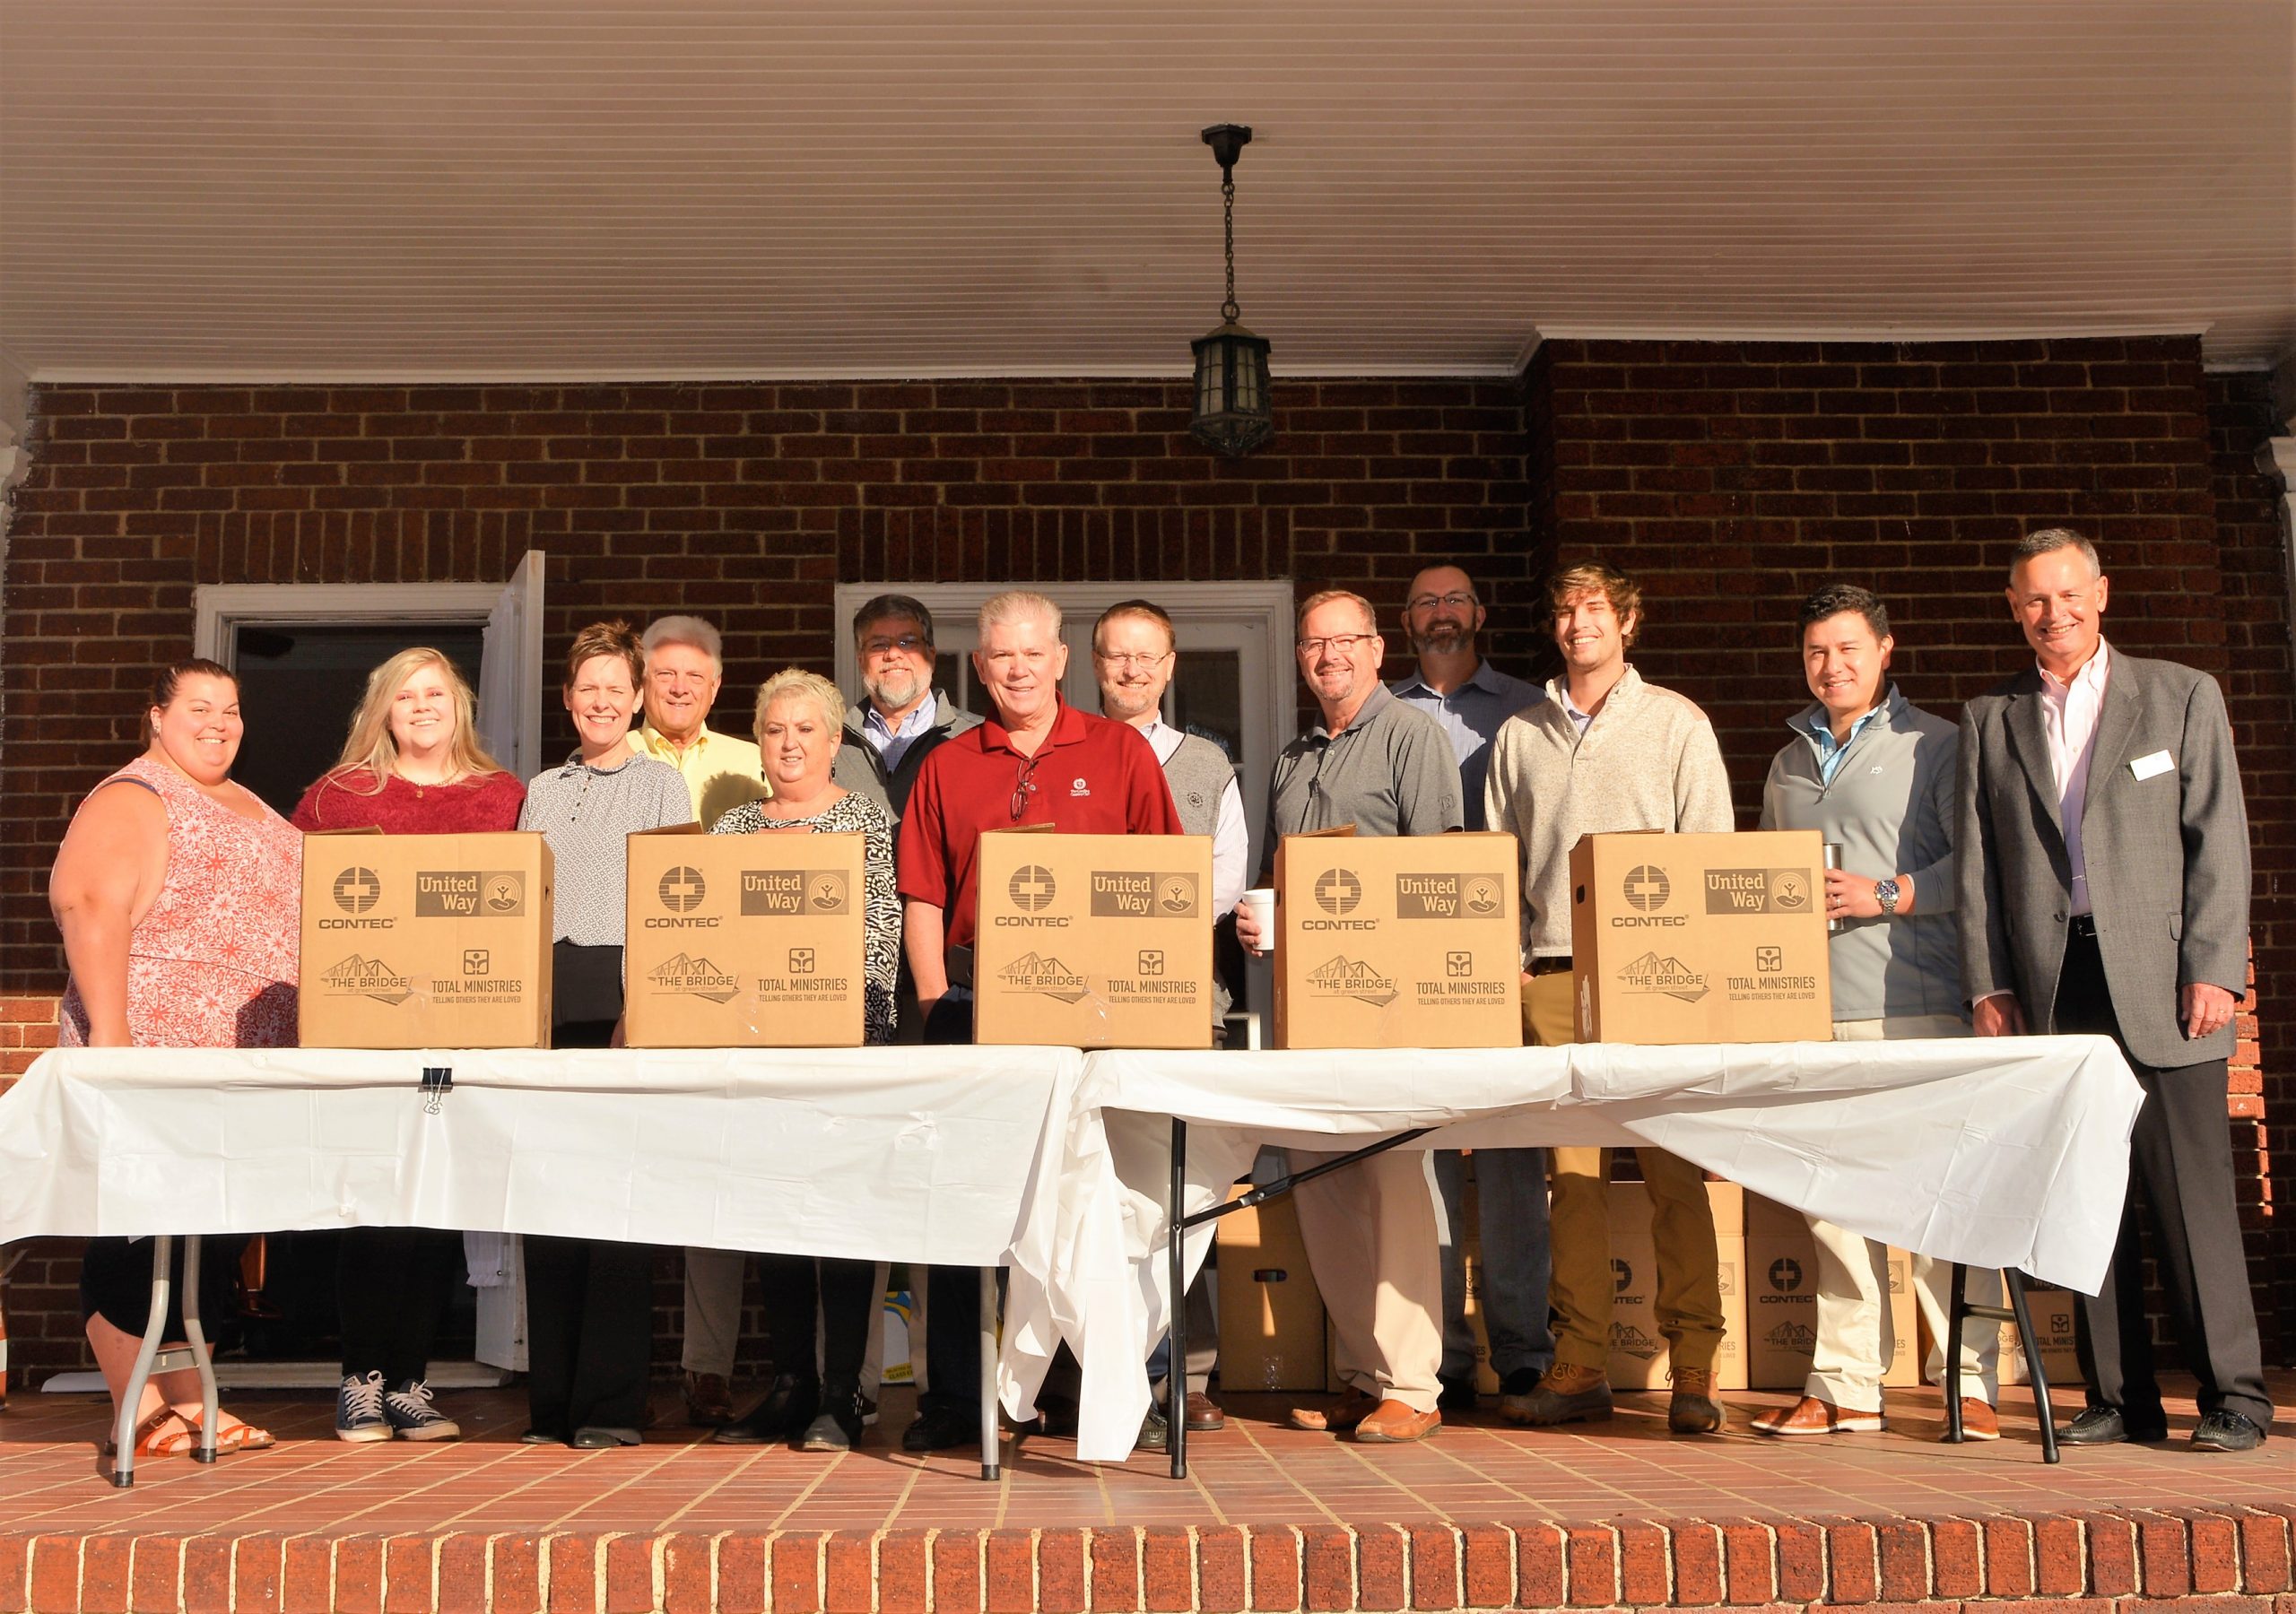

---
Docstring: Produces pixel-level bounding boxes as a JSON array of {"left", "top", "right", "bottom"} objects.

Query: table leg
[
  {"left": 111, "top": 1236, "right": 175, "bottom": 1488},
  {"left": 978, "top": 1265, "right": 1000, "bottom": 1482},
  {"left": 2004, "top": 1271, "right": 2059, "bottom": 1464},
  {"left": 178, "top": 1237, "right": 220, "bottom": 1463},
  {"left": 1168, "top": 1116, "right": 1188, "bottom": 1480},
  {"left": 1944, "top": 1263, "right": 1968, "bottom": 1443}
]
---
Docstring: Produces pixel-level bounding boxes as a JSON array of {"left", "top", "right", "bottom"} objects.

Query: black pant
[
  {"left": 920, "top": 994, "right": 989, "bottom": 1414},
  {"left": 759, "top": 1254, "right": 877, "bottom": 1387},
  {"left": 2053, "top": 927, "right": 2272, "bottom": 1427},
  {"left": 338, "top": 1227, "right": 461, "bottom": 1383},
  {"left": 525, "top": 1233, "right": 654, "bottom": 1436}
]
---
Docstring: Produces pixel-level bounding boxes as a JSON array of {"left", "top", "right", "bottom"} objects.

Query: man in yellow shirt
[
  {"left": 631, "top": 614, "right": 769, "bottom": 1428},
  {"left": 627, "top": 615, "right": 769, "bottom": 830}
]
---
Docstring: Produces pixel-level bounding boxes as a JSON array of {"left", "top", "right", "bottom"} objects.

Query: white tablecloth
[
  {"left": 0, "top": 1044, "right": 1104, "bottom": 1451},
  {"left": 1040, "top": 1036, "right": 2143, "bottom": 1457}
]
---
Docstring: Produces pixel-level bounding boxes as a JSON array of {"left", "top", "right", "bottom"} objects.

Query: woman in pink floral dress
[{"left": 50, "top": 657, "right": 301, "bottom": 1460}]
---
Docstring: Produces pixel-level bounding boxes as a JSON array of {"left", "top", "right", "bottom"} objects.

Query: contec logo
[
  {"left": 1623, "top": 864, "right": 1670, "bottom": 910},
  {"left": 658, "top": 866, "right": 707, "bottom": 911},
  {"left": 1313, "top": 867, "right": 1361, "bottom": 915},
  {"left": 333, "top": 867, "right": 381, "bottom": 913},
  {"left": 1768, "top": 1257, "right": 1805, "bottom": 1293},
  {"left": 1009, "top": 865, "right": 1057, "bottom": 910}
]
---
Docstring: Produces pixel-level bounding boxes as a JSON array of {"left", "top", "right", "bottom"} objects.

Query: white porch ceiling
[{"left": 2, "top": 1, "right": 2291, "bottom": 390}]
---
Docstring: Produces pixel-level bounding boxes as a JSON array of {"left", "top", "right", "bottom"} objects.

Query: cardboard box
[
  {"left": 1606, "top": 1179, "right": 1748, "bottom": 1390},
  {"left": 1742, "top": 1192, "right": 1916, "bottom": 1390},
  {"left": 299, "top": 830, "right": 553, "bottom": 1048},
  {"left": 622, "top": 824, "right": 869, "bottom": 1047},
  {"left": 972, "top": 828, "right": 1216, "bottom": 1049},
  {"left": 1272, "top": 828, "right": 1522, "bottom": 1049},
  {"left": 1215, "top": 1189, "right": 1327, "bottom": 1393},
  {"left": 1569, "top": 830, "right": 1832, "bottom": 1044},
  {"left": 1992, "top": 1286, "right": 2082, "bottom": 1388}
]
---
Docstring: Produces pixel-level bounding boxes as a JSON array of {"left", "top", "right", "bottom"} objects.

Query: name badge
[{"left": 2130, "top": 750, "right": 2173, "bottom": 781}]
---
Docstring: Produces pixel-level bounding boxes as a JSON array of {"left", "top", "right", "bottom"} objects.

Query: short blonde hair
[
  {"left": 1546, "top": 561, "right": 1643, "bottom": 646},
  {"left": 979, "top": 590, "right": 1062, "bottom": 636},
  {"left": 753, "top": 667, "right": 846, "bottom": 741},
  {"left": 1296, "top": 589, "right": 1378, "bottom": 635}
]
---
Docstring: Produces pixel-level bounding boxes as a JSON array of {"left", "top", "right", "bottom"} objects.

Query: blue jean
[{"left": 1432, "top": 1147, "right": 1555, "bottom": 1384}]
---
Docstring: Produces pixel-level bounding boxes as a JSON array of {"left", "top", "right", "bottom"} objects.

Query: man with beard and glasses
[{"left": 1387, "top": 565, "right": 1554, "bottom": 1421}]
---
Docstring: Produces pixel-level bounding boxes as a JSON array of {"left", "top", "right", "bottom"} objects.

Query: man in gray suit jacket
[{"left": 1959, "top": 528, "right": 2271, "bottom": 1452}]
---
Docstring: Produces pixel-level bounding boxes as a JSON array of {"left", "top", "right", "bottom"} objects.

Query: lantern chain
[{"left": 1221, "top": 168, "right": 1240, "bottom": 325}]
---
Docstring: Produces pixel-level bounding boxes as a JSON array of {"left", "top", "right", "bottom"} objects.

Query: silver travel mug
[{"left": 1822, "top": 843, "right": 1842, "bottom": 932}]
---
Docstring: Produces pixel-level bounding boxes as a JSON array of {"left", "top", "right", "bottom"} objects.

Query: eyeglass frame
[
  {"left": 1009, "top": 750, "right": 1046, "bottom": 820},
  {"left": 1091, "top": 647, "right": 1173, "bottom": 672},
  {"left": 1404, "top": 590, "right": 1480, "bottom": 613},
  {"left": 1294, "top": 632, "right": 1380, "bottom": 658}
]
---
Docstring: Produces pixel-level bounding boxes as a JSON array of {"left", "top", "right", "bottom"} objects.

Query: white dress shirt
[
  {"left": 1140, "top": 716, "right": 1249, "bottom": 916},
  {"left": 2039, "top": 639, "right": 2111, "bottom": 917}
]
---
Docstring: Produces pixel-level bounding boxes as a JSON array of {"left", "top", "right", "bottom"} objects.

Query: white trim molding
[{"left": 192, "top": 582, "right": 505, "bottom": 663}]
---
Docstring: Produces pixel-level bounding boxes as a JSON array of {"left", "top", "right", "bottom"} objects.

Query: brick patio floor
[{"left": 1, "top": 1375, "right": 2289, "bottom": 1610}]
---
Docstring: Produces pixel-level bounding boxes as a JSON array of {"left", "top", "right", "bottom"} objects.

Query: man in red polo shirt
[{"left": 896, "top": 587, "right": 1182, "bottom": 1452}]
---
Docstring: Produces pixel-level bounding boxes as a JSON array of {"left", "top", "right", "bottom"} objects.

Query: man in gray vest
[
  {"left": 1388, "top": 564, "right": 1553, "bottom": 1419},
  {"left": 1093, "top": 599, "right": 1249, "bottom": 1444},
  {"left": 1752, "top": 584, "right": 2001, "bottom": 1440},
  {"left": 831, "top": 593, "right": 983, "bottom": 831}
]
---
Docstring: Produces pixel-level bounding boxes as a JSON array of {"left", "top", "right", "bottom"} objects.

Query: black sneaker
[
  {"left": 2190, "top": 1410, "right": 2266, "bottom": 1452},
  {"left": 799, "top": 1379, "right": 865, "bottom": 1453},
  {"left": 1135, "top": 1405, "right": 1170, "bottom": 1451},
  {"left": 715, "top": 1373, "right": 819, "bottom": 1445},
  {"left": 335, "top": 1371, "right": 389, "bottom": 1443},
  {"left": 384, "top": 1379, "right": 462, "bottom": 1442},
  {"left": 900, "top": 1402, "right": 979, "bottom": 1453}
]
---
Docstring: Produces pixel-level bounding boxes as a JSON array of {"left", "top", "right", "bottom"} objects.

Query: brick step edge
[{"left": 5, "top": 1506, "right": 2294, "bottom": 1614}]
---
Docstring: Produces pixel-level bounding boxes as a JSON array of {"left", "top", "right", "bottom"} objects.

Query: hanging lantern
[{"left": 1188, "top": 124, "right": 1274, "bottom": 457}]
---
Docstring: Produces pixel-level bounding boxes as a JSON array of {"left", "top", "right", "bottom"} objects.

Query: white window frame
[{"left": 832, "top": 579, "right": 1296, "bottom": 872}]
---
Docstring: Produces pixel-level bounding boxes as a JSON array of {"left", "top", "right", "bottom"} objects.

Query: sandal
[
  {"left": 211, "top": 1418, "right": 276, "bottom": 1453},
  {"left": 100, "top": 1406, "right": 198, "bottom": 1459}
]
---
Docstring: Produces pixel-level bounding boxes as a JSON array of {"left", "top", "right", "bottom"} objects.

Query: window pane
[{"left": 1170, "top": 649, "right": 1243, "bottom": 772}]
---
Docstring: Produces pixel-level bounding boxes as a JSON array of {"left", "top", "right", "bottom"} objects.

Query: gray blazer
[{"left": 1956, "top": 647, "right": 2249, "bottom": 1069}]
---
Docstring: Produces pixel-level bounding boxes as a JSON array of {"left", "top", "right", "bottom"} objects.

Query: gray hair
[
  {"left": 2010, "top": 528, "right": 2102, "bottom": 583},
  {"left": 753, "top": 667, "right": 846, "bottom": 740},
  {"left": 979, "top": 589, "right": 1062, "bottom": 637},
  {"left": 1297, "top": 588, "right": 1378, "bottom": 635},
  {"left": 642, "top": 614, "right": 724, "bottom": 674}
]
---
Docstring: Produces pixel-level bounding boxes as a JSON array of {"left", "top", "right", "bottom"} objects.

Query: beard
[
  {"left": 1410, "top": 622, "right": 1472, "bottom": 656},
  {"left": 1101, "top": 682, "right": 1160, "bottom": 722},
  {"left": 864, "top": 664, "right": 927, "bottom": 713}
]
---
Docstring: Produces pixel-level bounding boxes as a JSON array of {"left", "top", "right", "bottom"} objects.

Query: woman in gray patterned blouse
[
  {"left": 515, "top": 620, "right": 693, "bottom": 1448},
  {"left": 709, "top": 667, "right": 900, "bottom": 1453}
]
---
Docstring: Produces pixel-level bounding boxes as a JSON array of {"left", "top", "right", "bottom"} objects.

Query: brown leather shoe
[
  {"left": 1668, "top": 1367, "right": 1723, "bottom": 1435},
  {"left": 683, "top": 1371, "right": 735, "bottom": 1427},
  {"left": 1352, "top": 1399, "right": 1442, "bottom": 1444},
  {"left": 1943, "top": 1398, "right": 2000, "bottom": 1441},
  {"left": 1751, "top": 1394, "right": 1884, "bottom": 1436},
  {"left": 1185, "top": 1392, "right": 1226, "bottom": 1432},
  {"left": 1290, "top": 1390, "right": 1376, "bottom": 1433}
]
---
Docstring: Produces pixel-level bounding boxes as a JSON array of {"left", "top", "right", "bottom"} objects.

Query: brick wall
[{"left": 3, "top": 349, "right": 2289, "bottom": 1383}]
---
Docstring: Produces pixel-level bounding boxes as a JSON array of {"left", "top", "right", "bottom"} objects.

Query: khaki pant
[
  {"left": 1529, "top": 972, "right": 1726, "bottom": 1375},
  {"left": 1292, "top": 1148, "right": 1445, "bottom": 1411},
  {"left": 1808, "top": 1014, "right": 2001, "bottom": 1410}
]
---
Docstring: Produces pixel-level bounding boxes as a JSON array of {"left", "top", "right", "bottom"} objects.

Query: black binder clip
[{"left": 420, "top": 1066, "right": 454, "bottom": 1115}]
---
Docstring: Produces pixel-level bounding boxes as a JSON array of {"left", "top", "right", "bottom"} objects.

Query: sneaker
[
  {"left": 335, "top": 1371, "right": 390, "bottom": 1443},
  {"left": 384, "top": 1379, "right": 462, "bottom": 1442}
]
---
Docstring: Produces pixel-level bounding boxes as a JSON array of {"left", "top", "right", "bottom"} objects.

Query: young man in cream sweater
[{"left": 1483, "top": 561, "right": 1735, "bottom": 1433}]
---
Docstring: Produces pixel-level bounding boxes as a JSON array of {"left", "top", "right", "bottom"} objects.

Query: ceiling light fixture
[{"left": 1188, "top": 124, "right": 1274, "bottom": 458}]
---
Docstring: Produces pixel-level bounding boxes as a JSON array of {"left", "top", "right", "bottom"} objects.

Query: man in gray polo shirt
[
  {"left": 1234, "top": 588, "right": 1461, "bottom": 1444},
  {"left": 1387, "top": 563, "right": 1553, "bottom": 1416}
]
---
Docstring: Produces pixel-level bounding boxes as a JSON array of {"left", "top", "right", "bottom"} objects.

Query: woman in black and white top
[
  {"left": 515, "top": 620, "right": 691, "bottom": 1448},
  {"left": 709, "top": 667, "right": 900, "bottom": 1452}
]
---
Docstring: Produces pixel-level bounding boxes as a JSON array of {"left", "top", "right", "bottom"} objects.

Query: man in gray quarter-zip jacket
[{"left": 1751, "top": 584, "right": 2003, "bottom": 1442}]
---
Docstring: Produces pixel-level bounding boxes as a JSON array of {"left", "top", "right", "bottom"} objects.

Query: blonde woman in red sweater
[{"left": 291, "top": 648, "right": 525, "bottom": 1442}]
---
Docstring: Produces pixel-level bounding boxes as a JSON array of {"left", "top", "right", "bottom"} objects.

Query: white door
[{"left": 478, "top": 550, "right": 546, "bottom": 781}]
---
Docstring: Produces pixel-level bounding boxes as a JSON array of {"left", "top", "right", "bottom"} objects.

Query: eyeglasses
[
  {"left": 1093, "top": 650, "right": 1171, "bottom": 672},
  {"left": 1009, "top": 751, "right": 1045, "bottom": 820},
  {"left": 1295, "top": 633, "right": 1377, "bottom": 657},
  {"left": 862, "top": 634, "right": 930, "bottom": 656},
  {"left": 1405, "top": 591, "right": 1478, "bottom": 612}
]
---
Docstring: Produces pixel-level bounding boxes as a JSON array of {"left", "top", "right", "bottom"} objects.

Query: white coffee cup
[{"left": 1240, "top": 887, "right": 1276, "bottom": 954}]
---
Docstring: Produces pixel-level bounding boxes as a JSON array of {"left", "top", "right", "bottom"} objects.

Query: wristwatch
[{"left": 1874, "top": 878, "right": 1901, "bottom": 916}]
